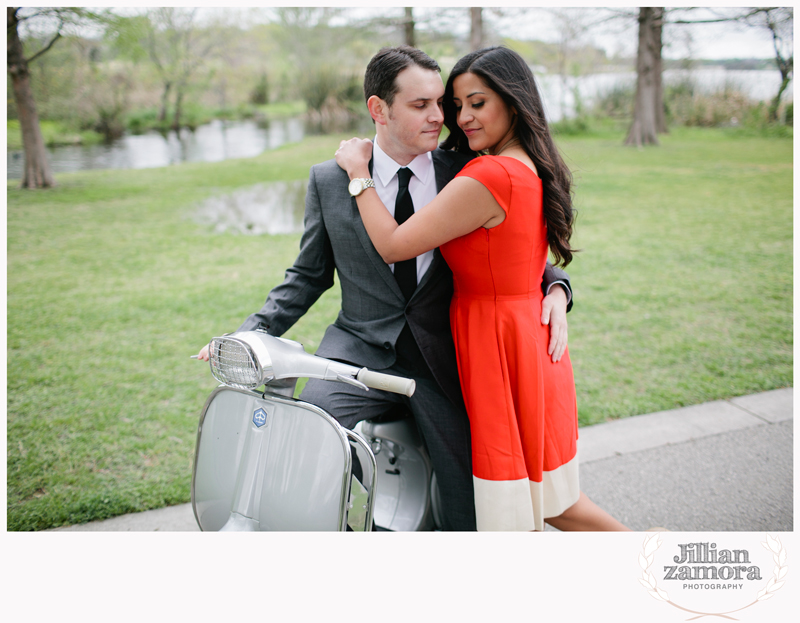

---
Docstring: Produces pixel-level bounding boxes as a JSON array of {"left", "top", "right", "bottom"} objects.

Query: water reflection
[
  {"left": 7, "top": 117, "right": 305, "bottom": 180},
  {"left": 194, "top": 180, "right": 308, "bottom": 235}
]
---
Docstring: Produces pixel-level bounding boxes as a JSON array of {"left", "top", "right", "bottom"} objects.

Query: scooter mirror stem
[{"left": 335, "top": 373, "right": 369, "bottom": 392}]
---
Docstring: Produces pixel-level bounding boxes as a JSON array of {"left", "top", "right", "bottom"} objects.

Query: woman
[{"left": 336, "top": 46, "right": 627, "bottom": 532}]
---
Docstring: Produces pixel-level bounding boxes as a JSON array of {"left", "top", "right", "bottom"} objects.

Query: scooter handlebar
[
  {"left": 203, "top": 331, "right": 417, "bottom": 397},
  {"left": 357, "top": 369, "right": 416, "bottom": 397}
]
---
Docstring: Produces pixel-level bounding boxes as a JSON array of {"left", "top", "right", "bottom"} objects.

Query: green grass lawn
[
  {"left": 6, "top": 127, "right": 792, "bottom": 530},
  {"left": 562, "top": 127, "right": 792, "bottom": 420}
]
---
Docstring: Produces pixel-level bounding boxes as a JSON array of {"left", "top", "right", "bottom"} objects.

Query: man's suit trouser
[{"left": 300, "top": 363, "right": 477, "bottom": 532}]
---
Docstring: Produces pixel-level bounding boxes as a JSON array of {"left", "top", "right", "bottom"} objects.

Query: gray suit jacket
[{"left": 238, "top": 148, "right": 571, "bottom": 409}]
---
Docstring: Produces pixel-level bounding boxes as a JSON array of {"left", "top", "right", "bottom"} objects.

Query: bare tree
[
  {"left": 112, "top": 8, "right": 217, "bottom": 130},
  {"left": 403, "top": 8, "right": 415, "bottom": 47},
  {"left": 144, "top": 9, "right": 217, "bottom": 130},
  {"left": 271, "top": 7, "right": 355, "bottom": 71},
  {"left": 470, "top": 8, "right": 483, "bottom": 51},
  {"left": 7, "top": 7, "right": 103, "bottom": 187},
  {"left": 625, "top": 7, "right": 664, "bottom": 147},
  {"left": 654, "top": 11, "right": 666, "bottom": 134},
  {"left": 549, "top": 9, "right": 603, "bottom": 123},
  {"left": 7, "top": 7, "right": 54, "bottom": 187},
  {"left": 623, "top": 7, "right": 782, "bottom": 147},
  {"left": 738, "top": 7, "right": 793, "bottom": 122}
]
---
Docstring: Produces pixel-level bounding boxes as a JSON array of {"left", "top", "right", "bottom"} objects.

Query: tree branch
[
  {"left": 26, "top": 30, "right": 62, "bottom": 64},
  {"left": 668, "top": 7, "right": 766, "bottom": 25}
]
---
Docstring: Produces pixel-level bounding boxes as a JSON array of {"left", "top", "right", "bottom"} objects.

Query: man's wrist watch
[{"left": 348, "top": 178, "right": 375, "bottom": 197}]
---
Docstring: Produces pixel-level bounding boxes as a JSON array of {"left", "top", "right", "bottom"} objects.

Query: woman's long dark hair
[{"left": 441, "top": 46, "right": 576, "bottom": 267}]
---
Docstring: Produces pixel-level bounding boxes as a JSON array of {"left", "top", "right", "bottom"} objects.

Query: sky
[{"left": 18, "top": 5, "right": 788, "bottom": 63}]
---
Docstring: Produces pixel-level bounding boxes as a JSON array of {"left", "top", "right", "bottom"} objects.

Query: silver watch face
[{"left": 348, "top": 179, "right": 363, "bottom": 196}]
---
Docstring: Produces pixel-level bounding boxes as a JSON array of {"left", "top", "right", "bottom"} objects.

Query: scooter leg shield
[
  {"left": 192, "top": 387, "right": 356, "bottom": 531},
  {"left": 359, "top": 419, "right": 435, "bottom": 531}
]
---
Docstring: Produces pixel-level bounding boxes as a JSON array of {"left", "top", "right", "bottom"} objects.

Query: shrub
[
  {"left": 551, "top": 116, "right": 590, "bottom": 136},
  {"left": 178, "top": 103, "right": 216, "bottom": 130},
  {"left": 250, "top": 73, "right": 270, "bottom": 106},
  {"left": 336, "top": 72, "right": 365, "bottom": 116},
  {"left": 593, "top": 83, "right": 634, "bottom": 119},
  {"left": 125, "top": 108, "right": 160, "bottom": 134},
  {"left": 667, "top": 83, "right": 754, "bottom": 128},
  {"left": 299, "top": 65, "right": 343, "bottom": 113},
  {"left": 735, "top": 102, "right": 793, "bottom": 138}
]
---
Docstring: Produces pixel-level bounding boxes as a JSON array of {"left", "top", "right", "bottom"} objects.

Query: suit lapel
[
  {"left": 433, "top": 149, "right": 460, "bottom": 193},
  {"left": 351, "top": 158, "right": 407, "bottom": 302},
  {"left": 415, "top": 248, "right": 448, "bottom": 294},
  {"left": 352, "top": 150, "right": 457, "bottom": 304},
  {"left": 413, "top": 151, "right": 455, "bottom": 297}
]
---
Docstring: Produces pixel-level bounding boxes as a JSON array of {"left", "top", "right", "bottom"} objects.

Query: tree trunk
[
  {"left": 159, "top": 81, "right": 172, "bottom": 124},
  {"left": 403, "top": 7, "right": 415, "bottom": 48},
  {"left": 654, "top": 10, "right": 667, "bottom": 134},
  {"left": 769, "top": 73, "right": 791, "bottom": 123},
  {"left": 767, "top": 24, "right": 792, "bottom": 123},
  {"left": 625, "top": 7, "right": 664, "bottom": 147},
  {"left": 470, "top": 8, "right": 483, "bottom": 51},
  {"left": 173, "top": 88, "right": 184, "bottom": 131},
  {"left": 7, "top": 7, "right": 55, "bottom": 188}
]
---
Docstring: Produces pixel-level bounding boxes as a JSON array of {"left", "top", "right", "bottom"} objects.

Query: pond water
[
  {"left": 193, "top": 179, "right": 308, "bottom": 235},
  {"left": 8, "top": 69, "right": 787, "bottom": 180},
  {"left": 6, "top": 117, "right": 305, "bottom": 180},
  {"left": 537, "top": 68, "right": 790, "bottom": 122}
]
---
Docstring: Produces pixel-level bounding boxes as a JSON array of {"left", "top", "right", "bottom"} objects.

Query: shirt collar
[{"left": 372, "top": 137, "right": 434, "bottom": 187}]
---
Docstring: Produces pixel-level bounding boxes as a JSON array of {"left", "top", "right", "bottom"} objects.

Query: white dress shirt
[{"left": 371, "top": 137, "right": 437, "bottom": 281}]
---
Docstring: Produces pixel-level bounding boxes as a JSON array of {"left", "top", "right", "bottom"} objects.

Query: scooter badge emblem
[{"left": 253, "top": 407, "right": 268, "bottom": 428}]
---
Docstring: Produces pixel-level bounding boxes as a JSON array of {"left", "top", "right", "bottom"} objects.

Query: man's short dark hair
[{"left": 363, "top": 45, "right": 440, "bottom": 108}]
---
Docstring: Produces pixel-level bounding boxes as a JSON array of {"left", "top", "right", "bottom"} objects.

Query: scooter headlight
[{"left": 208, "top": 334, "right": 273, "bottom": 389}]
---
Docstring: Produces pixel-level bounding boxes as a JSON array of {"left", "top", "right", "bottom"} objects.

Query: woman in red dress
[{"left": 336, "top": 46, "right": 628, "bottom": 532}]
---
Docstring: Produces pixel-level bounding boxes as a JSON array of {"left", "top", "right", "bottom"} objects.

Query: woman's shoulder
[
  {"left": 458, "top": 155, "right": 518, "bottom": 181},
  {"left": 463, "top": 155, "right": 540, "bottom": 184},
  {"left": 454, "top": 156, "right": 516, "bottom": 210}
]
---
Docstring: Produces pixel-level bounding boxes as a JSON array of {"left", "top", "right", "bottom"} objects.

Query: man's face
[{"left": 380, "top": 65, "right": 444, "bottom": 164}]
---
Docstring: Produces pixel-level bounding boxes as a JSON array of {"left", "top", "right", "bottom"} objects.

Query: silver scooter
[{"left": 192, "top": 330, "right": 444, "bottom": 531}]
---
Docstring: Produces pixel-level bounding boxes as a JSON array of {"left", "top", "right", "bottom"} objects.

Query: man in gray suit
[{"left": 198, "top": 46, "right": 571, "bottom": 531}]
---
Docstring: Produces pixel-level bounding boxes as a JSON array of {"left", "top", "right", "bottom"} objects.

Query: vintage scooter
[{"left": 191, "top": 330, "right": 444, "bottom": 531}]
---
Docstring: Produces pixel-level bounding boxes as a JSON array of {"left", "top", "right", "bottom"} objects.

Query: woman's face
[{"left": 452, "top": 72, "right": 515, "bottom": 154}]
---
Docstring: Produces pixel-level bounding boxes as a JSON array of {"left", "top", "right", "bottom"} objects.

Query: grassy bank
[
  {"left": 7, "top": 119, "right": 106, "bottom": 150},
  {"left": 124, "top": 100, "right": 308, "bottom": 134},
  {"left": 7, "top": 128, "right": 792, "bottom": 530}
]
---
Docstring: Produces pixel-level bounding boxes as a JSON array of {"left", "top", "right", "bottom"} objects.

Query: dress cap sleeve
[{"left": 455, "top": 156, "right": 513, "bottom": 214}]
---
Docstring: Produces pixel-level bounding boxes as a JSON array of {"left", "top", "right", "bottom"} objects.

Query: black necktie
[{"left": 394, "top": 167, "right": 417, "bottom": 300}]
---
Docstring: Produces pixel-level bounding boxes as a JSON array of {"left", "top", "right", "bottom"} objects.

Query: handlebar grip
[{"left": 357, "top": 369, "right": 416, "bottom": 397}]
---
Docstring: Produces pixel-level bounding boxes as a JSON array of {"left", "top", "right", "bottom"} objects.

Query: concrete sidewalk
[{"left": 52, "top": 387, "right": 793, "bottom": 532}]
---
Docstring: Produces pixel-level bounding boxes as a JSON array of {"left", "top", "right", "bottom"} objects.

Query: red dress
[{"left": 440, "top": 156, "right": 580, "bottom": 531}]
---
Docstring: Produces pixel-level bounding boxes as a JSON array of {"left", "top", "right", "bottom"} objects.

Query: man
[{"left": 198, "top": 46, "right": 571, "bottom": 531}]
